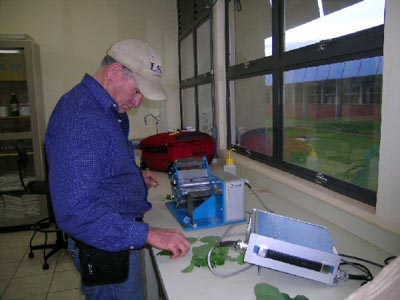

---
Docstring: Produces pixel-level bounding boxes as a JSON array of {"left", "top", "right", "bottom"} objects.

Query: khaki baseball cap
[{"left": 107, "top": 39, "right": 167, "bottom": 101}]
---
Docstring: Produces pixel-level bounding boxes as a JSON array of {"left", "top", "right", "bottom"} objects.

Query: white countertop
[{"left": 144, "top": 169, "right": 391, "bottom": 300}]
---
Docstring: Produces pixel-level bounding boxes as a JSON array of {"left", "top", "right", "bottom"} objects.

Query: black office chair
[{"left": 17, "top": 144, "right": 67, "bottom": 270}]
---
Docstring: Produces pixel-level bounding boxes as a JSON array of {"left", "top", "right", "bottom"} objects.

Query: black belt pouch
[{"left": 76, "top": 240, "right": 130, "bottom": 286}]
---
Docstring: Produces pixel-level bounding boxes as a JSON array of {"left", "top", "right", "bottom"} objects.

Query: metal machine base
[{"left": 166, "top": 200, "right": 246, "bottom": 231}]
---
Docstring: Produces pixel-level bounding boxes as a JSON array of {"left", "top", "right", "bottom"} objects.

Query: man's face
[
  {"left": 110, "top": 66, "right": 144, "bottom": 113},
  {"left": 114, "top": 75, "right": 143, "bottom": 113}
]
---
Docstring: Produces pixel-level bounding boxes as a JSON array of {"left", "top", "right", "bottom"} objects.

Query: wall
[
  {"left": 376, "top": 0, "right": 400, "bottom": 233},
  {"left": 0, "top": 0, "right": 180, "bottom": 138}
]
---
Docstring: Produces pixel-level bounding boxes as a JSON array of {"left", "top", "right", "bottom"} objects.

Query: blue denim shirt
[{"left": 46, "top": 74, "right": 151, "bottom": 251}]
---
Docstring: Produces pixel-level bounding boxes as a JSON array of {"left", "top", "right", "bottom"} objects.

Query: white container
[
  {"left": 19, "top": 103, "right": 30, "bottom": 116},
  {"left": 224, "top": 149, "right": 237, "bottom": 175},
  {"left": 224, "top": 164, "right": 237, "bottom": 176}
]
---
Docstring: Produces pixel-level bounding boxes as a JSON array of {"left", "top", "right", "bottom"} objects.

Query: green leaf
[
  {"left": 199, "top": 236, "right": 220, "bottom": 245},
  {"left": 192, "top": 244, "right": 213, "bottom": 258},
  {"left": 254, "top": 283, "right": 310, "bottom": 300},
  {"left": 293, "top": 295, "right": 310, "bottom": 300},
  {"left": 236, "top": 252, "right": 245, "bottom": 265},
  {"left": 192, "top": 256, "right": 208, "bottom": 267},
  {"left": 282, "top": 293, "right": 291, "bottom": 300},
  {"left": 214, "top": 246, "right": 229, "bottom": 256},
  {"left": 156, "top": 250, "right": 173, "bottom": 256},
  {"left": 212, "top": 255, "right": 225, "bottom": 266},
  {"left": 254, "top": 283, "right": 285, "bottom": 300},
  {"left": 187, "top": 237, "right": 198, "bottom": 244},
  {"left": 181, "top": 264, "right": 195, "bottom": 273},
  {"left": 181, "top": 235, "right": 247, "bottom": 274}
]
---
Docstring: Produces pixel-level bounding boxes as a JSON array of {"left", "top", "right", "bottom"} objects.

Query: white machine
[{"left": 244, "top": 209, "right": 341, "bottom": 285}]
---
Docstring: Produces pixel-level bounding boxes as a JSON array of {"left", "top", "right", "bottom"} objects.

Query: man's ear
[{"left": 107, "top": 62, "right": 124, "bottom": 81}]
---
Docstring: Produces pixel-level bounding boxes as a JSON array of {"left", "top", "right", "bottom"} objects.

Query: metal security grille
[{"left": 178, "top": 0, "right": 210, "bottom": 39}]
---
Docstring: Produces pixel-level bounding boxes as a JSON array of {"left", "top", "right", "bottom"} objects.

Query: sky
[{"left": 265, "top": 0, "right": 385, "bottom": 56}]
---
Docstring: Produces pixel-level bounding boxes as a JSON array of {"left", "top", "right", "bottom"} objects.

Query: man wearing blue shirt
[{"left": 46, "top": 39, "right": 190, "bottom": 300}]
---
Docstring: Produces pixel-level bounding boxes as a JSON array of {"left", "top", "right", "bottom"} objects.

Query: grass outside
[{"left": 284, "top": 119, "right": 380, "bottom": 191}]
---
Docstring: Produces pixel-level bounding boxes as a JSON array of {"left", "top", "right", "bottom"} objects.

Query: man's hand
[
  {"left": 147, "top": 227, "right": 191, "bottom": 259},
  {"left": 143, "top": 170, "right": 158, "bottom": 189}
]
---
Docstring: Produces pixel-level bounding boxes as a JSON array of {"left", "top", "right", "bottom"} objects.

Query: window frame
[
  {"left": 226, "top": 0, "right": 384, "bottom": 206},
  {"left": 178, "top": 0, "right": 213, "bottom": 132}
]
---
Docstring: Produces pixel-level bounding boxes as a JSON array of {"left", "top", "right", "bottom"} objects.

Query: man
[{"left": 46, "top": 39, "right": 191, "bottom": 300}]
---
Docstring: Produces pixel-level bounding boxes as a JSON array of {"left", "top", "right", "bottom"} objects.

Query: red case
[{"left": 139, "top": 131, "right": 215, "bottom": 172}]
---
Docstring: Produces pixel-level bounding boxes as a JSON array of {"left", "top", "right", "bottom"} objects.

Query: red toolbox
[{"left": 139, "top": 131, "right": 215, "bottom": 172}]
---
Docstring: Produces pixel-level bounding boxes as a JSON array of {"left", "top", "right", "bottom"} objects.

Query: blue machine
[{"left": 166, "top": 157, "right": 246, "bottom": 231}]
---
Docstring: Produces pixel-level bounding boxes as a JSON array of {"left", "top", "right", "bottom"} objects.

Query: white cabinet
[{"left": 0, "top": 34, "right": 48, "bottom": 231}]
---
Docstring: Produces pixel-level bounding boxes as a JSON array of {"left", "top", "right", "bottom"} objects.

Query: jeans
[{"left": 68, "top": 238, "right": 145, "bottom": 300}]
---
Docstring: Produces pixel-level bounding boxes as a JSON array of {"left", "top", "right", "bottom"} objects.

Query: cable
[
  {"left": 207, "top": 240, "right": 253, "bottom": 278},
  {"left": 384, "top": 256, "right": 397, "bottom": 265},
  {"left": 244, "top": 181, "right": 275, "bottom": 213},
  {"left": 220, "top": 222, "right": 247, "bottom": 241},
  {"left": 338, "top": 254, "right": 398, "bottom": 286},
  {"left": 340, "top": 260, "right": 373, "bottom": 285},
  {"left": 339, "top": 253, "right": 385, "bottom": 268}
]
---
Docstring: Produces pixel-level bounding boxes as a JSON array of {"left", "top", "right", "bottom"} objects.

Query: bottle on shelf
[{"left": 10, "top": 92, "right": 20, "bottom": 116}]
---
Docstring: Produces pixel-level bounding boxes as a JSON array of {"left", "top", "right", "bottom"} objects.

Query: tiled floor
[{"left": 0, "top": 230, "right": 84, "bottom": 300}]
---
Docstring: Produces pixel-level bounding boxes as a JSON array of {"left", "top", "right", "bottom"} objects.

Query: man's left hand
[{"left": 143, "top": 170, "right": 158, "bottom": 189}]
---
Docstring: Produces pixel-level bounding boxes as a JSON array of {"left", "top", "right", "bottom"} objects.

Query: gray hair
[{"left": 99, "top": 55, "right": 134, "bottom": 78}]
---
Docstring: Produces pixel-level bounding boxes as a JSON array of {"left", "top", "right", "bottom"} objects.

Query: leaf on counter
[
  {"left": 254, "top": 283, "right": 310, "bottom": 300},
  {"left": 192, "top": 256, "right": 208, "bottom": 267},
  {"left": 292, "top": 295, "right": 309, "bottom": 300},
  {"left": 254, "top": 283, "right": 285, "bottom": 300},
  {"left": 180, "top": 235, "right": 246, "bottom": 274},
  {"left": 199, "top": 236, "right": 220, "bottom": 244},
  {"left": 181, "top": 264, "right": 195, "bottom": 273},
  {"left": 282, "top": 293, "right": 291, "bottom": 300},
  {"left": 236, "top": 252, "right": 245, "bottom": 265},
  {"left": 156, "top": 250, "right": 173, "bottom": 256},
  {"left": 192, "top": 243, "right": 213, "bottom": 258},
  {"left": 187, "top": 237, "right": 198, "bottom": 244}
]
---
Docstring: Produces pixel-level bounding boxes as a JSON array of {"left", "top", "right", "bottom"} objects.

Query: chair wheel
[
  {"left": 28, "top": 252, "right": 34, "bottom": 258},
  {"left": 43, "top": 263, "right": 49, "bottom": 270}
]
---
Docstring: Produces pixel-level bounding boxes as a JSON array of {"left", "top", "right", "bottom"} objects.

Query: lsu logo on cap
[{"left": 150, "top": 62, "right": 162, "bottom": 77}]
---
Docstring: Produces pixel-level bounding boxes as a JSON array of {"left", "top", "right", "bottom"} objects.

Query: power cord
[
  {"left": 207, "top": 239, "right": 253, "bottom": 278},
  {"left": 207, "top": 222, "right": 252, "bottom": 278},
  {"left": 339, "top": 253, "right": 384, "bottom": 268},
  {"left": 339, "top": 260, "right": 373, "bottom": 285},
  {"left": 338, "top": 253, "right": 397, "bottom": 286},
  {"left": 244, "top": 181, "right": 275, "bottom": 213}
]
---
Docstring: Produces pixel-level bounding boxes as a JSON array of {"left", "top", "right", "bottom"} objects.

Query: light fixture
[{"left": 0, "top": 49, "right": 23, "bottom": 54}]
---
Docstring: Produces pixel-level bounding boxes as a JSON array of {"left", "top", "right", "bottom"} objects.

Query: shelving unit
[{"left": 0, "top": 34, "right": 48, "bottom": 231}]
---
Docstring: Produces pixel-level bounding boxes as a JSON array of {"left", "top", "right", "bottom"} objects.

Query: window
[
  {"left": 233, "top": 75, "right": 273, "bottom": 156},
  {"left": 232, "top": 0, "right": 272, "bottom": 64},
  {"left": 180, "top": 33, "right": 194, "bottom": 80},
  {"left": 227, "top": 0, "right": 385, "bottom": 206},
  {"left": 198, "top": 84, "right": 213, "bottom": 135},
  {"left": 182, "top": 87, "right": 196, "bottom": 130},
  {"left": 178, "top": 0, "right": 214, "bottom": 134}
]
